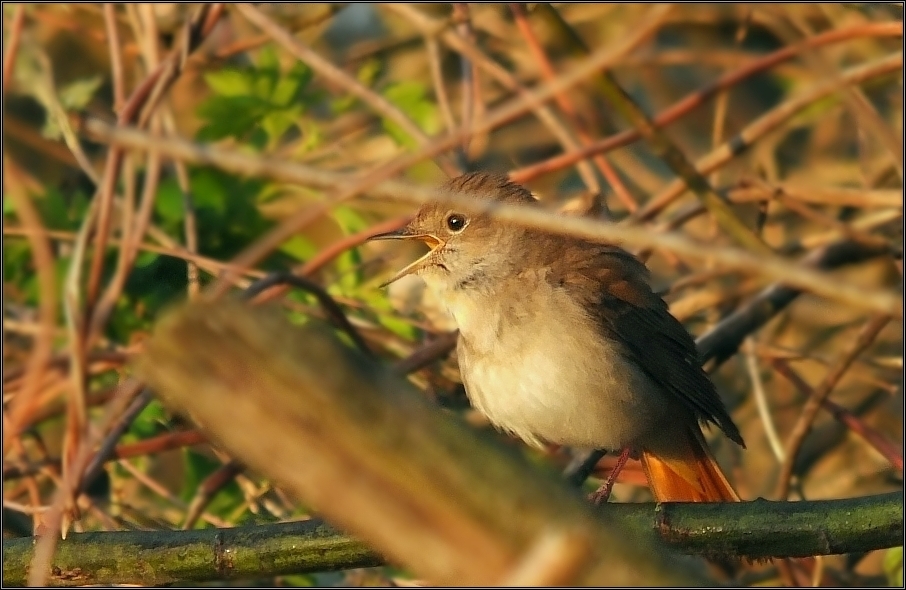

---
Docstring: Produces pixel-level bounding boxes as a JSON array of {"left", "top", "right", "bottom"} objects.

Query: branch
[
  {"left": 79, "top": 119, "right": 903, "bottom": 318},
  {"left": 130, "top": 300, "right": 711, "bottom": 586},
  {"left": 2, "top": 519, "right": 381, "bottom": 587},
  {"left": 3, "top": 493, "right": 900, "bottom": 586},
  {"left": 696, "top": 240, "right": 892, "bottom": 367}
]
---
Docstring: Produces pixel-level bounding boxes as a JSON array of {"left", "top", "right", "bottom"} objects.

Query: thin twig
[
  {"left": 2, "top": 4, "right": 26, "bottom": 90},
  {"left": 1, "top": 163, "right": 59, "bottom": 452},
  {"left": 771, "top": 358, "right": 903, "bottom": 473},
  {"left": 80, "top": 120, "right": 904, "bottom": 318},
  {"left": 4, "top": 225, "right": 264, "bottom": 287},
  {"left": 634, "top": 51, "right": 902, "bottom": 222},
  {"left": 85, "top": 3, "right": 221, "bottom": 311},
  {"left": 520, "top": 3, "right": 638, "bottom": 214},
  {"left": 27, "top": 379, "right": 144, "bottom": 585},
  {"left": 709, "top": 10, "right": 752, "bottom": 190},
  {"left": 59, "top": 196, "right": 101, "bottom": 530},
  {"left": 162, "top": 111, "right": 201, "bottom": 299},
  {"left": 246, "top": 215, "right": 412, "bottom": 306},
  {"left": 510, "top": 22, "right": 902, "bottom": 184},
  {"left": 241, "top": 272, "right": 373, "bottom": 357},
  {"left": 392, "top": 330, "right": 459, "bottom": 376},
  {"left": 775, "top": 314, "right": 891, "bottom": 499},
  {"left": 728, "top": 183, "right": 902, "bottom": 209},
  {"left": 214, "top": 6, "right": 341, "bottom": 60},
  {"left": 87, "top": 118, "right": 163, "bottom": 343},
  {"left": 4, "top": 430, "right": 208, "bottom": 481},
  {"left": 781, "top": 6, "right": 903, "bottom": 178},
  {"left": 103, "top": 4, "right": 126, "bottom": 113},
  {"left": 33, "top": 50, "right": 101, "bottom": 184},
  {"left": 386, "top": 3, "right": 626, "bottom": 196},
  {"left": 234, "top": 3, "right": 459, "bottom": 178},
  {"left": 696, "top": 240, "right": 892, "bottom": 367},
  {"left": 452, "top": 4, "right": 474, "bottom": 161},
  {"left": 182, "top": 460, "right": 243, "bottom": 530},
  {"left": 116, "top": 458, "right": 230, "bottom": 528},
  {"left": 425, "top": 36, "right": 459, "bottom": 154},
  {"left": 744, "top": 338, "right": 786, "bottom": 463},
  {"left": 79, "top": 388, "right": 151, "bottom": 499},
  {"left": 595, "top": 59, "right": 769, "bottom": 254}
]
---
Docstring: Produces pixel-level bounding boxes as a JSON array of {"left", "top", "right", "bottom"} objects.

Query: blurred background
[{"left": 3, "top": 3, "right": 903, "bottom": 586}]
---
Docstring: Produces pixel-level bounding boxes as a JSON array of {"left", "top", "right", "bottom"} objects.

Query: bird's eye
[{"left": 445, "top": 213, "right": 467, "bottom": 233}]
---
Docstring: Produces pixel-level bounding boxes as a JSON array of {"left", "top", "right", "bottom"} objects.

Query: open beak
[{"left": 369, "top": 227, "right": 443, "bottom": 288}]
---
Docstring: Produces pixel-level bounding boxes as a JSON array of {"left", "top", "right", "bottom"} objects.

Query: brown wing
[{"left": 547, "top": 237, "right": 745, "bottom": 447}]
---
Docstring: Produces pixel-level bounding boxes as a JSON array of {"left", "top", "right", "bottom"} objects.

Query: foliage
[{"left": 197, "top": 46, "right": 317, "bottom": 149}]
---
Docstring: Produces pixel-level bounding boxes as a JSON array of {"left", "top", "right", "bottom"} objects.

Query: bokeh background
[{"left": 3, "top": 3, "right": 903, "bottom": 586}]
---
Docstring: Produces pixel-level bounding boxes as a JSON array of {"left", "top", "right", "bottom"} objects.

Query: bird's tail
[{"left": 640, "top": 426, "right": 739, "bottom": 503}]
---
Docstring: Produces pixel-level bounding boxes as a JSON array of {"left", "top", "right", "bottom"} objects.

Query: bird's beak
[{"left": 369, "top": 226, "right": 443, "bottom": 288}]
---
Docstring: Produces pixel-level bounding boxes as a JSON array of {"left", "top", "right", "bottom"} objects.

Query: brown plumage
[{"left": 374, "top": 172, "right": 744, "bottom": 503}]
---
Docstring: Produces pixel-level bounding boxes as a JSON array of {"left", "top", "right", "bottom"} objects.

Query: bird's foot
[{"left": 588, "top": 447, "right": 632, "bottom": 505}]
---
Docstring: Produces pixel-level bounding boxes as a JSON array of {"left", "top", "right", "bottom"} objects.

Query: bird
[{"left": 371, "top": 172, "right": 744, "bottom": 503}]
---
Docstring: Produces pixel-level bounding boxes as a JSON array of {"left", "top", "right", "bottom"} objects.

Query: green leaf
[
  {"left": 154, "top": 180, "right": 185, "bottom": 224},
  {"left": 380, "top": 313, "right": 417, "bottom": 341},
  {"left": 255, "top": 183, "right": 287, "bottom": 205},
  {"left": 249, "top": 126, "right": 269, "bottom": 150},
  {"left": 331, "top": 205, "right": 369, "bottom": 235},
  {"left": 58, "top": 75, "right": 104, "bottom": 110},
  {"left": 40, "top": 117, "right": 62, "bottom": 141},
  {"left": 196, "top": 95, "right": 269, "bottom": 142},
  {"left": 256, "top": 44, "right": 280, "bottom": 72},
  {"left": 187, "top": 169, "right": 228, "bottom": 215},
  {"left": 69, "top": 190, "right": 91, "bottom": 224},
  {"left": 126, "top": 399, "right": 169, "bottom": 440},
  {"left": 331, "top": 94, "right": 357, "bottom": 114},
  {"left": 381, "top": 81, "right": 439, "bottom": 148},
  {"left": 359, "top": 289, "right": 418, "bottom": 340},
  {"left": 34, "top": 187, "right": 70, "bottom": 229},
  {"left": 180, "top": 450, "right": 245, "bottom": 521},
  {"left": 12, "top": 254, "right": 65, "bottom": 315},
  {"left": 3, "top": 195, "right": 14, "bottom": 215},
  {"left": 134, "top": 251, "right": 160, "bottom": 269},
  {"left": 279, "top": 234, "right": 317, "bottom": 262},
  {"left": 357, "top": 57, "right": 382, "bottom": 86},
  {"left": 3, "top": 241, "right": 33, "bottom": 289},
  {"left": 181, "top": 449, "right": 215, "bottom": 503},
  {"left": 254, "top": 46, "right": 280, "bottom": 98},
  {"left": 332, "top": 248, "right": 362, "bottom": 293},
  {"left": 294, "top": 120, "right": 323, "bottom": 154},
  {"left": 261, "top": 105, "right": 302, "bottom": 145},
  {"left": 884, "top": 546, "right": 903, "bottom": 587},
  {"left": 272, "top": 62, "right": 312, "bottom": 107},
  {"left": 203, "top": 69, "right": 252, "bottom": 97}
]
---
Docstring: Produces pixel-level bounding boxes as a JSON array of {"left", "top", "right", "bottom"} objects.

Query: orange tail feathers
[{"left": 640, "top": 426, "right": 740, "bottom": 503}]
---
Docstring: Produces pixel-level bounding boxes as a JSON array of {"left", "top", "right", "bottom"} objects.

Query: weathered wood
[{"left": 131, "top": 299, "right": 707, "bottom": 586}]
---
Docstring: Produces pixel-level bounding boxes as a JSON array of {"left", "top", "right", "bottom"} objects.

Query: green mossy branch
[{"left": 3, "top": 493, "right": 900, "bottom": 587}]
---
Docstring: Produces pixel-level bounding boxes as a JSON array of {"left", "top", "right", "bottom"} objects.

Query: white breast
[{"left": 430, "top": 274, "right": 667, "bottom": 451}]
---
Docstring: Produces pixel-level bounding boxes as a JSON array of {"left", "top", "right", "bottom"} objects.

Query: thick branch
[
  {"left": 3, "top": 493, "right": 900, "bottom": 586},
  {"left": 128, "top": 300, "right": 709, "bottom": 586},
  {"left": 2, "top": 520, "right": 380, "bottom": 587}
]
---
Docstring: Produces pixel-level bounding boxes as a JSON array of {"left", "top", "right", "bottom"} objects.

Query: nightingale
[{"left": 371, "top": 172, "right": 744, "bottom": 503}]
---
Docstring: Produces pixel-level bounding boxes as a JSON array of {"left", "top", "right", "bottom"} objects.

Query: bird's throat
[{"left": 451, "top": 265, "right": 489, "bottom": 292}]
